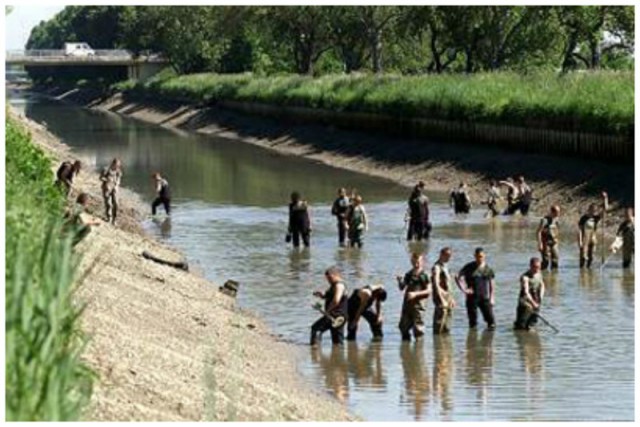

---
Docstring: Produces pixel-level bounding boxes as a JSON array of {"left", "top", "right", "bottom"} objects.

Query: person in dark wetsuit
[
  {"left": 449, "top": 182, "right": 472, "bottom": 214},
  {"left": 151, "top": 172, "right": 172, "bottom": 216},
  {"left": 331, "top": 187, "right": 350, "bottom": 247},
  {"left": 514, "top": 257, "right": 546, "bottom": 331},
  {"left": 407, "top": 184, "right": 431, "bottom": 241},
  {"left": 288, "top": 191, "right": 312, "bottom": 248},
  {"left": 514, "top": 176, "right": 533, "bottom": 215},
  {"left": 311, "top": 266, "right": 348, "bottom": 346},
  {"left": 577, "top": 192, "right": 609, "bottom": 268},
  {"left": 346, "top": 284, "right": 387, "bottom": 341},
  {"left": 500, "top": 177, "right": 518, "bottom": 215},
  {"left": 456, "top": 247, "right": 496, "bottom": 330}
]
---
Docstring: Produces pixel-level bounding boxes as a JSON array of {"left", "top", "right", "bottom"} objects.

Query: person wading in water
[
  {"left": 347, "top": 195, "right": 368, "bottom": 248},
  {"left": 432, "top": 247, "right": 456, "bottom": 335},
  {"left": 397, "top": 252, "right": 432, "bottom": 341},
  {"left": 406, "top": 182, "right": 431, "bottom": 241},
  {"left": 513, "top": 257, "right": 546, "bottom": 331},
  {"left": 613, "top": 207, "right": 634, "bottom": 269},
  {"left": 331, "top": 187, "right": 351, "bottom": 247},
  {"left": 577, "top": 192, "right": 609, "bottom": 268},
  {"left": 485, "top": 180, "right": 502, "bottom": 218},
  {"left": 310, "top": 267, "right": 348, "bottom": 346},
  {"left": 456, "top": 247, "right": 496, "bottom": 330},
  {"left": 151, "top": 172, "right": 172, "bottom": 216},
  {"left": 287, "top": 191, "right": 312, "bottom": 248},
  {"left": 537, "top": 205, "right": 561, "bottom": 270},
  {"left": 346, "top": 284, "right": 387, "bottom": 341},
  {"left": 450, "top": 182, "right": 472, "bottom": 214}
]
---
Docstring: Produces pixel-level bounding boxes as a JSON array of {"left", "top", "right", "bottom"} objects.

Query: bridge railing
[{"left": 7, "top": 49, "right": 133, "bottom": 59}]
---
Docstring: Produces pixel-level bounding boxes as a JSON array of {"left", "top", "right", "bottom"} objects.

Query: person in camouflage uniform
[
  {"left": 514, "top": 257, "right": 546, "bottom": 331},
  {"left": 577, "top": 192, "right": 609, "bottom": 268},
  {"left": 537, "top": 205, "right": 561, "bottom": 270},
  {"left": 432, "top": 247, "right": 456, "bottom": 334},
  {"left": 347, "top": 195, "right": 368, "bottom": 248},
  {"left": 100, "top": 158, "right": 122, "bottom": 224},
  {"left": 616, "top": 207, "right": 635, "bottom": 269},
  {"left": 397, "top": 252, "right": 432, "bottom": 341}
]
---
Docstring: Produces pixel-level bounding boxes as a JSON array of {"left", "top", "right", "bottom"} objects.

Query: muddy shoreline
[
  {"left": 7, "top": 106, "right": 355, "bottom": 421},
  {"left": 70, "top": 88, "right": 633, "bottom": 232}
]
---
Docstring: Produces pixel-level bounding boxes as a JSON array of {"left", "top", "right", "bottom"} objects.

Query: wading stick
[{"left": 535, "top": 312, "right": 559, "bottom": 334}]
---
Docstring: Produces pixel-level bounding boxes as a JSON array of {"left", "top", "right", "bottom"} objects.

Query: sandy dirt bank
[{"left": 8, "top": 108, "right": 354, "bottom": 421}]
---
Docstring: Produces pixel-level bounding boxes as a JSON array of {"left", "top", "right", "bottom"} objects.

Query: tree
[
  {"left": 265, "top": 6, "right": 333, "bottom": 75},
  {"left": 357, "top": 6, "right": 399, "bottom": 73},
  {"left": 326, "top": 7, "right": 369, "bottom": 73}
]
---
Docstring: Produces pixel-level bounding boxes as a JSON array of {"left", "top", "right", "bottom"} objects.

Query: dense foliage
[
  {"left": 27, "top": 6, "right": 634, "bottom": 75},
  {"left": 115, "top": 70, "right": 633, "bottom": 135},
  {"left": 6, "top": 118, "right": 93, "bottom": 420}
]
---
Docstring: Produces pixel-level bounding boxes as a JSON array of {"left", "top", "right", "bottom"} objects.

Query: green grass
[
  {"left": 6, "top": 117, "right": 93, "bottom": 420},
  {"left": 120, "top": 71, "right": 634, "bottom": 135}
]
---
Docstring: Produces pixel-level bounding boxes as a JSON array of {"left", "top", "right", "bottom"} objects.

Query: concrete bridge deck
[
  {"left": 6, "top": 50, "right": 169, "bottom": 81},
  {"left": 6, "top": 50, "right": 168, "bottom": 66}
]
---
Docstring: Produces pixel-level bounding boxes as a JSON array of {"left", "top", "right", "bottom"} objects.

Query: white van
[{"left": 64, "top": 42, "right": 95, "bottom": 57}]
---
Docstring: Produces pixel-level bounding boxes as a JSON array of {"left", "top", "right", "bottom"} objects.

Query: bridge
[{"left": 6, "top": 50, "right": 169, "bottom": 81}]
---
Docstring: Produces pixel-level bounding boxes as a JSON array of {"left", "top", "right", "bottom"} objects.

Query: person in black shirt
[
  {"left": 449, "top": 182, "right": 472, "bottom": 215},
  {"left": 288, "top": 191, "right": 312, "bottom": 248},
  {"left": 346, "top": 284, "right": 387, "bottom": 341},
  {"left": 331, "top": 188, "right": 350, "bottom": 247},
  {"left": 311, "top": 267, "right": 348, "bottom": 346},
  {"left": 406, "top": 183, "right": 431, "bottom": 241},
  {"left": 456, "top": 247, "right": 496, "bottom": 329},
  {"left": 56, "top": 160, "right": 82, "bottom": 195},
  {"left": 151, "top": 172, "right": 172, "bottom": 216}
]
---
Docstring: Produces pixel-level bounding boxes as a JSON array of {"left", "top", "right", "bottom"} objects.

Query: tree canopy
[{"left": 26, "top": 5, "right": 634, "bottom": 75}]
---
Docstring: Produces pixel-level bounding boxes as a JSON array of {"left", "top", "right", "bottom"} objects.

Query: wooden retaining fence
[{"left": 219, "top": 100, "right": 633, "bottom": 164}]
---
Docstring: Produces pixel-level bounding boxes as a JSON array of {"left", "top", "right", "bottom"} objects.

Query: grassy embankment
[
  {"left": 114, "top": 70, "right": 634, "bottom": 136},
  {"left": 6, "top": 117, "right": 93, "bottom": 420}
]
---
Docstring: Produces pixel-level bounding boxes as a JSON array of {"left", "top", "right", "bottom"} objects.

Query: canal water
[{"left": 9, "top": 90, "right": 634, "bottom": 421}]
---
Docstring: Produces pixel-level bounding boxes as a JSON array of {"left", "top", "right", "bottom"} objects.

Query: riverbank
[
  {"left": 8, "top": 108, "right": 355, "bottom": 421},
  {"left": 57, "top": 86, "right": 633, "bottom": 232}
]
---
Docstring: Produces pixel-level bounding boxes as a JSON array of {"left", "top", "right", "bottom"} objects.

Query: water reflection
[
  {"left": 334, "top": 247, "right": 367, "bottom": 282},
  {"left": 400, "top": 342, "right": 431, "bottom": 421},
  {"left": 346, "top": 342, "right": 386, "bottom": 390},
  {"left": 579, "top": 269, "right": 598, "bottom": 290},
  {"left": 621, "top": 269, "right": 635, "bottom": 300},
  {"left": 515, "top": 331, "right": 544, "bottom": 376},
  {"left": 432, "top": 335, "right": 454, "bottom": 418},
  {"left": 288, "top": 247, "right": 312, "bottom": 279},
  {"left": 310, "top": 345, "right": 349, "bottom": 404},
  {"left": 465, "top": 329, "right": 495, "bottom": 406},
  {"left": 514, "top": 330, "right": 545, "bottom": 417},
  {"left": 152, "top": 216, "right": 172, "bottom": 239}
]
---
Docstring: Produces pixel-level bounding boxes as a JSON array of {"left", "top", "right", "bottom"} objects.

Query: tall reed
[{"left": 6, "top": 117, "right": 93, "bottom": 421}]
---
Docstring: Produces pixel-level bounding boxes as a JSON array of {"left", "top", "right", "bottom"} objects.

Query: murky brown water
[{"left": 10, "top": 90, "right": 634, "bottom": 421}]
